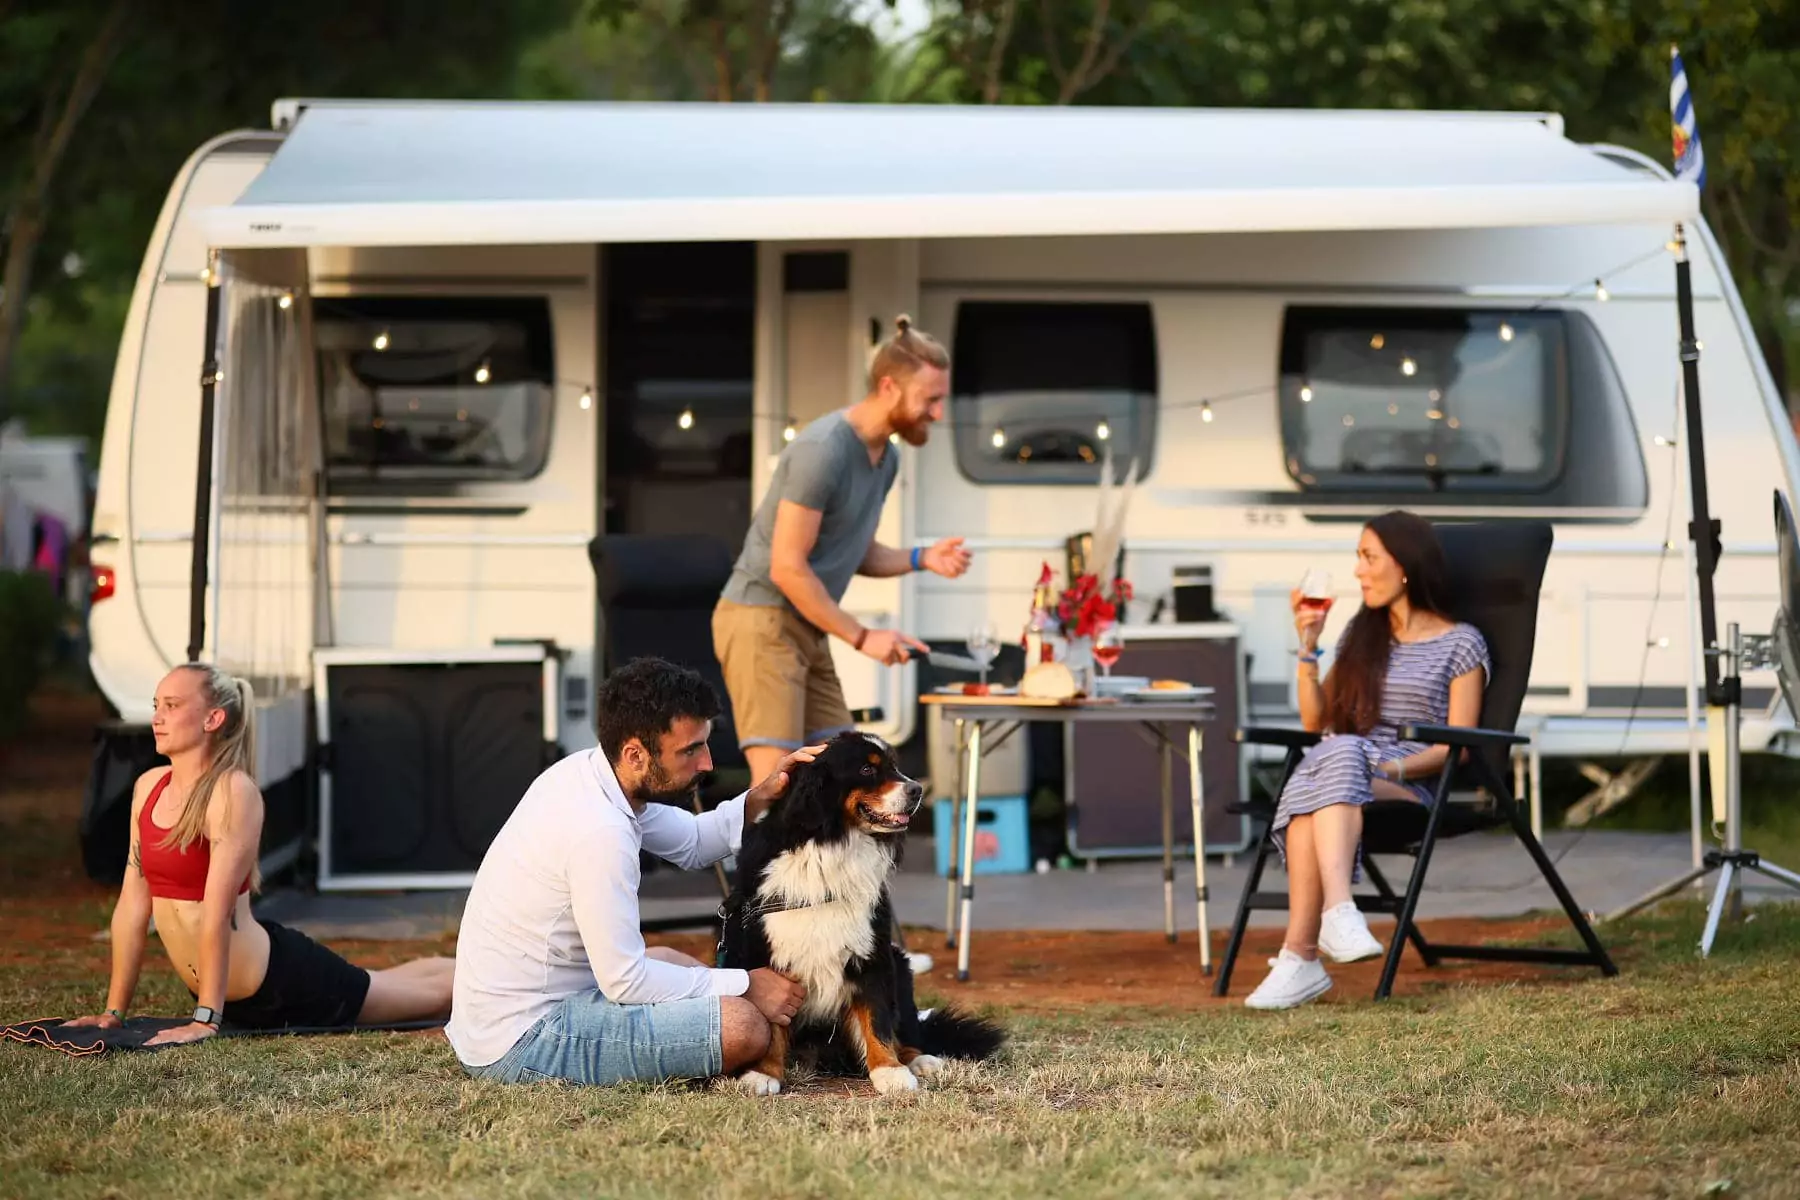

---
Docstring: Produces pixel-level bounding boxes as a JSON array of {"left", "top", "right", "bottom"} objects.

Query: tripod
[
  {"left": 1603, "top": 622, "right": 1800, "bottom": 953},
  {"left": 1598, "top": 222, "right": 1800, "bottom": 953}
]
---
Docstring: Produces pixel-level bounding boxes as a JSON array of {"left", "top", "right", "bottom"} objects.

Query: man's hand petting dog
[
  {"left": 744, "top": 742, "right": 826, "bottom": 825},
  {"left": 745, "top": 968, "right": 806, "bottom": 1027}
]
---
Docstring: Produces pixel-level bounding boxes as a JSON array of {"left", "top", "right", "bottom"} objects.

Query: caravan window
[
  {"left": 315, "top": 296, "right": 555, "bottom": 490},
  {"left": 1279, "top": 306, "right": 1572, "bottom": 495},
  {"left": 950, "top": 301, "right": 1157, "bottom": 485}
]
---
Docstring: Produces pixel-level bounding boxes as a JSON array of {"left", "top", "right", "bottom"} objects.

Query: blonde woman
[{"left": 61, "top": 663, "right": 454, "bottom": 1045}]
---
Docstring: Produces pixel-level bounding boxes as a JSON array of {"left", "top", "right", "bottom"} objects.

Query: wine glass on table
[
  {"left": 1297, "top": 568, "right": 1333, "bottom": 656},
  {"left": 966, "top": 621, "right": 1000, "bottom": 691},
  {"left": 1092, "top": 623, "right": 1125, "bottom": 681}
]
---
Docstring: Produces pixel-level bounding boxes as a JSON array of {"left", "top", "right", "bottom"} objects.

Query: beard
[
  {"left": 892, "top": 413, "right": 933, "bottom": 446},
  {"left": 634, "top": 756, "right": 706, "bottom": 808}
]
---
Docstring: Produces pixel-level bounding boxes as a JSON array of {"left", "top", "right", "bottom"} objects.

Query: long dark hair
[{"left": 1323, "top": 511, "right": 1454, "bottom": 735}]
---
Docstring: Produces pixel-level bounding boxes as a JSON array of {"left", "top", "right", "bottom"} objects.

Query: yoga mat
[{"left": 2, "top": 1015, "right": 445, "bottom": 1057}]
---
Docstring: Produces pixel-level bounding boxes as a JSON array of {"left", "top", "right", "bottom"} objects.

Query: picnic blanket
[{"left": 2, "top": 1015, "right": 446, "bottom": 1057}]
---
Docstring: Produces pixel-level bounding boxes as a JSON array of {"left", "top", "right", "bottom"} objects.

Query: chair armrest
[
  {"left": 1234, "top": 726, "right": 1322, "bottom": 750},
  {"left": 1398, "top": 723, "right": 1528, "bottom": 750}
]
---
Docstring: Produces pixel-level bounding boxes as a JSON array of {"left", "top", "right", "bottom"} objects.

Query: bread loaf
[{"left": 1020, "top": 661, "right": 1078, "bottom": 700}]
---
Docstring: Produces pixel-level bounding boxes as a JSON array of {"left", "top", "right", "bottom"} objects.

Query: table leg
[
  {"left": 945, "top": 717, "right": 965, "bottom": 949},
  {"left": 1189, "top": 723, "right": 1211, "bottom": 975},
  {"left": 1160, "top": 733, "right": 1176, "bottom": 943},
  {"left": 956, "top": 720, "right": 984, "bottom": 982}
]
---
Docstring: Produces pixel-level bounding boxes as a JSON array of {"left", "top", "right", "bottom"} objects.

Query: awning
[{"left": 196, "top": 101, "right": 1698, "bottom": 249}]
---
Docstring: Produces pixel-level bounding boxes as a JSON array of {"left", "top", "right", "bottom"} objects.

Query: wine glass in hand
[
  {"left": 1295, "top": 568, "right": 1333, "bottom": 652},
  {"left": 966, "top": 621, "right": 1000, "bottom": 689}
]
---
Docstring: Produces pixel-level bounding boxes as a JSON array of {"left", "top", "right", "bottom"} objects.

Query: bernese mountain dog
[{"left": 719, "top": 731, "right": 1006, "bottom": 1096}]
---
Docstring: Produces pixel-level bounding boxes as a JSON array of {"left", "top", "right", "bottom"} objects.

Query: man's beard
[
  {"left": 634, "top": 756, "right": 706, "bottom": 807},
  {"left": 892, "top": 414, "right": 932, "bottom": 447}
]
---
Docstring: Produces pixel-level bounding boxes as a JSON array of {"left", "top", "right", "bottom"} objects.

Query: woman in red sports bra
[{"left": 60, "top": 663, "right": 455, "bottom": 1045}]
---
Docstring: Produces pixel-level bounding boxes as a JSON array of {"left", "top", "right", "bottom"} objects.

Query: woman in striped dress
[{"left": 1245, "top": 510, "right": 1490, "bottom": 1010}]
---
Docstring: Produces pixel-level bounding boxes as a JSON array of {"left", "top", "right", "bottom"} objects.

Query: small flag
[{"left": 1670, "top": 45, "right": 1706, "bottom": 191}]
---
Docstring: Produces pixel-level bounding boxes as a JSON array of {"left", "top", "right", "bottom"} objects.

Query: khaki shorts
[{"left": 711, "top": 597, "right": 855, "bottom": 751}]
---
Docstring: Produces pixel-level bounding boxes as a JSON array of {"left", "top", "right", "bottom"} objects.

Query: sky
[{"left": 848, "top": 0, "right": 934, "bottom": 44}]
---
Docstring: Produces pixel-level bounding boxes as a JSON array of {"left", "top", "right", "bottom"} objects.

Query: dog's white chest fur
[{"left": 756, "top": 835, "right": 893, "bottom": 1023}]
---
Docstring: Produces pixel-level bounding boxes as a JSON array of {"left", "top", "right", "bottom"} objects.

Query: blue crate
[{"left": 932, "top": 795, "right": 1031, "bottom": 876}]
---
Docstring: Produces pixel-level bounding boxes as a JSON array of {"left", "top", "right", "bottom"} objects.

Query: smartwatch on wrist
[
  {"left": 105, "top": 1008, "right": 125, "bottom": 1022},
  {"left": 192, "top": 1005, "right": 221, "bottom": 1028},
  {"left": 910, "top": 546, "right": 923, "bottom": 571}
]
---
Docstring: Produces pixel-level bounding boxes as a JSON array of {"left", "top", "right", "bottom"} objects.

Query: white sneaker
[
  {"left": 1318, "top": 901, "right": 1384, "bottom": 963},
  {"left": 1244, "top": 948, "right": 1332, "bottom": 1010}
]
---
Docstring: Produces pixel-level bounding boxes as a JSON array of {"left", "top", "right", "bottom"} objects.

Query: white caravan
[{"left": 83, "top": 99, "right": 1799, "bottom": 887}]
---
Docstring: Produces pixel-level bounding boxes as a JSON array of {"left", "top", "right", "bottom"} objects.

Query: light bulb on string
[
  {"left": 579, "top": 388, "right": 593, "bottom": 411},
  {"left": 1299, "top": 384, "right": 1314, "bottom": 403},
  {"left": 1400, "top": 357, "right": 1418, "bottom": 377},
  {"left": 782, "top": 421, "right": 797, "bottom": 443},
  {"left": 990, "top": 427, "right": 1007, "bottom": 449},
  {"left": 372, "top": 330, "right": 391, "bottom": 351},
  {"left": 678, "top": 408, "right": 695, "bottom": 431},
  {"left": 1594, "top": 280, "right": 1610, "bottom": 302},
  {"left": 1498, "top": 322, "right": 1514, "bottom": 342},
  {"left": 277, "top": 292, "right": 293, "bottom": 311},
  {"left": 1095, "top": 421, "right": 1111, "bottom": 441},
  {"left": 474, "top": 361, "right": 492, "bottom": 384},
  {"left": 1201, "top": 401, "right": 1214, "bottom": 423}
]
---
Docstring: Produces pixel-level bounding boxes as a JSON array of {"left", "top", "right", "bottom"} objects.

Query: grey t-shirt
[{"left": 722, "top": 411, "right": 899, "bottom": 609}]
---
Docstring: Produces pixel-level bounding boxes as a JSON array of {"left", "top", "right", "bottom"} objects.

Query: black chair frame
[{"left": 1215, "top": 725, "right": 1617, "bottom": 1000}]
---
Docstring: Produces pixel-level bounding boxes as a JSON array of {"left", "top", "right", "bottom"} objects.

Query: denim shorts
[{"left": 462, "top": 991, "right": 724, "bottom": 1086}]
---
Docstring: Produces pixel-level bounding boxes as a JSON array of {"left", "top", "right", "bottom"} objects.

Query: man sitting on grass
[{"left": 445, "top": 657, "right": 814, "bottom": 1086}]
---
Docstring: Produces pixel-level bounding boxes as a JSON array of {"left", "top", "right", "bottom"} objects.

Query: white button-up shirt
[{"left": 444, "top": 747, "right": 750, "bottom": 1068}]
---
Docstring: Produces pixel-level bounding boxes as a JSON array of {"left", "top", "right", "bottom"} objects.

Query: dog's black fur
[{"left": 719, "top": 732, "right": 1005, "bottom": 1092}]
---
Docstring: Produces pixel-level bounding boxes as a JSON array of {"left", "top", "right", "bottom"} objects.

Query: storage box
[{"left": 931, "top": 795, "right": 1032, "bottom": 875}]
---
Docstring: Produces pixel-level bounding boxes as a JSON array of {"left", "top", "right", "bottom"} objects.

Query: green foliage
[{"left": 0, "top": 570, "right": 61, "bottom": 740}]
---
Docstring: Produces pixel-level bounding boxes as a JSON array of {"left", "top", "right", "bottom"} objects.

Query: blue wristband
[{"left": 910, "top": 546, "right": 922, "bottom": 571}]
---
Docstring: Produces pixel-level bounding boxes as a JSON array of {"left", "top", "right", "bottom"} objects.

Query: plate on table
[{"left": 1120, "top": 684, "right": 1213, "bottom": 702}]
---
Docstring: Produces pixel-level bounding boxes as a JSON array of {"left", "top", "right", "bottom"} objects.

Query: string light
[
  {"left": 1299, "top": 385, "right": 1314, "bottom": 403},
  {"left": 782, "top": 421, "right": 797, "bottom": 443},
  {"left": 1095, "top": 421, "right": 1111, "bottom": 441},
  {"left": 1370, "top": 333, "right": 1385, "bottom": 349},
  {"left": 1400, "top": 357, "right": 1418, "bottom": 377},
  {"left": 277, "top": 292, "right": 293, "bottom": 310},
  {"left": 372, "top": 331, "right": 390, "bottom": 351},
  {"left": 1498, "top": 322, "right": 1514, "bottom": 342},
  {"left": 889, "top": 432, "right": 900, "bottom": 445},
  {"left": 678, "top": 408, "right": 695, "bottom": 430},
  {"left": 1654, "top": 434, "right": 1676, "bottom": 447},
  {"left": 1595, "top": 280, "right": 1610, "bottom": 302},
  {"left": 579, "top": 388, "right": 593, "bottom": 410},
  {"left": 991, "top": 427, "right": 1007, "bottom": 449},
  {"left": 1200, "top": 402, "right": 1213, "bottom": 423},
  {"left": 474, "top": 361, "right": 492, "bottom": 384}
]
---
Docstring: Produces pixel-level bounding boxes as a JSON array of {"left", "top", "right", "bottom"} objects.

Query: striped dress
[{"left": 1272, "top": 622, "right": 1491, "bottom": 872}]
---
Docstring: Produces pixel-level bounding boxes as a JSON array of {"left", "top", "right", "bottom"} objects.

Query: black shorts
[{"left": 189, "top": 919, "right": 371, "bottom": 1031}]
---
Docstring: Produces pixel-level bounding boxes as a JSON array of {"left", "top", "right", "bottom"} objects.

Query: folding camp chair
[{"left": 1214, "top": 521, "right": 1618, "bottom": 1000}]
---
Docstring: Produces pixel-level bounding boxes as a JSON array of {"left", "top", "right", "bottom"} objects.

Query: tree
[
  {"left": 519, "top": 0, "right": 888, "bottom": 103},
  {"left": 0, "top": 0, "right": 135, "bottom": 428},
  {"left": 0, "top": 0, "right": 579, "bottom": 439}
]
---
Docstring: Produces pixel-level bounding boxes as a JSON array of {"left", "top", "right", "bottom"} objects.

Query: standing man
[
  {"left": 445, "top": 656, "right": 815, "bottom": 1087},
  {"left": 713, "top": 315, "right": 973, "bottom": 784}
]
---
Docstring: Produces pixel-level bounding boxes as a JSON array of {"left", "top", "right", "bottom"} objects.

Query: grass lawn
[
  {"left": 4, "top": 683, "right": 1800, "bottom": 1198},
  {"left": 3, "top": 893, "right": 1798, "bottom": 1199}
]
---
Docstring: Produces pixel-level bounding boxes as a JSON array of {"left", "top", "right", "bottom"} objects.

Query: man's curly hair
[{"left": 594, "top": 656, "right": 722, "bottom": 764}]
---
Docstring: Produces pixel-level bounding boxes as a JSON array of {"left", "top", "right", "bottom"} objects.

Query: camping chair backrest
[
  {"left": 588, "top": 532, "right": 744, "bottom": 772},
  {"left": 1432, "top": 521, "right": 1553, "bottom": 783}
]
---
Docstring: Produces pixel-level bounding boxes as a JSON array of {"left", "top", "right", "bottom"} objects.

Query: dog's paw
[
  {"left": 870, "top": 1065, "right": 919, "bottom": 1096},
  {"left": 736, "top": 1070, "right": 783, "bottom": 1096},
  {"left": 907, "top": 1054, "right": 947, "bottom": 1079}
]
